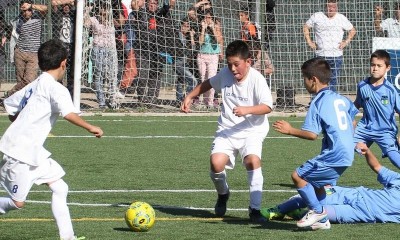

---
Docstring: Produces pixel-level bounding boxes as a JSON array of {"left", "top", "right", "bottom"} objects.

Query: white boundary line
[{"left": 1, "top": 189, "right": 297, "bottom": 193}]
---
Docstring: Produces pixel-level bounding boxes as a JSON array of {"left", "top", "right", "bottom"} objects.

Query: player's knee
[
  {"left": 13, "top": 200, "right": 25, "bottom": 209},
  {"left": 49, "top": 179, "right": 69, "bottom": 197},
  {"left": 291, "top": 171, "right": 300, "bottom": 183}
]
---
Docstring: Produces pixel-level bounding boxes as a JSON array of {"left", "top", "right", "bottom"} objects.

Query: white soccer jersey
[
  {"left": 210, "top": 67, "right": 273, "bottom": 138},
  {"left": 0, "top": 72, "right": 78, "bottom": 166},
  {"left": 306, "top": 12, "right": 353, "bottom": 57},
  {"left": 381, "top": 18, "right": 400, "bottom": 38}
]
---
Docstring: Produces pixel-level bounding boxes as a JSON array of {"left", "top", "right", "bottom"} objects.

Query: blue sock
[
  {"left": 277, "top": 195, "right": 307, "bottom": 214},
  {"left": 387, "top": 151, "right": 400, "bottom": 169},
  {"left": 297, "top": 183, "right": 323, "bottom": 213}
]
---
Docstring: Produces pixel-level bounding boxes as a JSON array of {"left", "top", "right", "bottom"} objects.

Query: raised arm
[{"left": 355, "top": 142, "right": 382, "bottom": 174}]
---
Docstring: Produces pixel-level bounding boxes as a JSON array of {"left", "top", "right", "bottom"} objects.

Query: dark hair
[
  {"left": 301, "top": 57, "right": 331, "bottom": 84},
  {"left": 20, "top": 0, "right": 32, "bottom": 5},
  {"left": 181, "top": 17, "right": 189, "bottom": 26},
  {"left": 38, "top": 39, "right": 68, "bottom": 71},
  {"left": 370, "top": 50, "right": 391, "bottom": 66},
  {"left": 239, "top": 6, "right": 250, "bottom": 15},
  {"left": 226, "top": 40, "right": 251, "bottom": 59},
  {"left": 394, "top": 1, "right": 400, "bottom": 10}
]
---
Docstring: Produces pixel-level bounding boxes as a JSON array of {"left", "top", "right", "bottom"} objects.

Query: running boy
[
  {"left": 353, "top": 50, "right": 400, "bottom": 169},
  {"left": 273, "top": 57, "right": 358, "bottom": 229},
  {"left": 181, "top": 40, "right": 273, "bottom": 223},
  {"left": 0, "top": 39, "right": 103, "bottom": 240}
]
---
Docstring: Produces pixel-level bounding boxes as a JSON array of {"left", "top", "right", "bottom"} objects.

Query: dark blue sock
[{"left": 277, "top": 195, "right": 307, "bottom": 214}]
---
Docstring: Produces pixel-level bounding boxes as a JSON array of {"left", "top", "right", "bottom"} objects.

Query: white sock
[
  {"left": 0, "top": 196, "right": 18, "bottom": 214},
  {"left": 210, "top": 170, "right": 229, "bottom": 195},
  {"left": 247, "top": 168, "right": 263, "bottom": 210},
  {"left": 49, "top": 179, "right": 74, "bottom": 239}
]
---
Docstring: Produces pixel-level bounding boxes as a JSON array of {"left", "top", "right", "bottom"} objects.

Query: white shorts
[
  {"left": 211, "top": 132, "right": 265, "bottom": 169},
  {"left": 0, "top": 155, "right": 65, "bottom": 202}
]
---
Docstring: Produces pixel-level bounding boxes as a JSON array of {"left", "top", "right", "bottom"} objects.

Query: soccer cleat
[
  {"left": 310, "top": 219, "right": 331, "bottom": 230},
  {"left": 296, "top": 208, "right": 327, "bottom": 228},
  {"left": 214, "top": 191, "right": 230, "bottom": 217},
  {"left": 260, "top": 206, "right": 284, "bottom": 220},
  {"left": 60, "top": 236, "right": 85, "bottom": 240},
  {"left": 249, "top": 207, "right": 268, "bottom": 223},
  {"left": 286, "top": 208, "right": 308, "bottom": 220},
  {"left": 115, "top": 91, "right": 125, "bottom": 99}
]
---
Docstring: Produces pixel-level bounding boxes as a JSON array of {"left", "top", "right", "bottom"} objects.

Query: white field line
[{"left": 45, "top": 135, "right": 297, "bottom": 139}]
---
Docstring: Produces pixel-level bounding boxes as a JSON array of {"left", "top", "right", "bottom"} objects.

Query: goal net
[{"left": 1, "top": 0, "right": 400, "bottom": 113}]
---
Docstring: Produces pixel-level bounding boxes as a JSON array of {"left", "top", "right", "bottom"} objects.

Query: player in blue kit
[
  {"left": 263, "top": 143, "right": 400, "bottom": 224},
  {"left": 273, "top": 57, "right": 358, "bottom": 230},
  {"left": 353, "top": 50, "right": 400, "bottom": 169}
]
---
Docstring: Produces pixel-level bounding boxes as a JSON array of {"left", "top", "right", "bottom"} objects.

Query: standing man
[
  {"left": 303, "top": 0, "right": 356, "bottom": 92},
  {"left": 374, "top": 2, "right": 400, "bottom": 38}
]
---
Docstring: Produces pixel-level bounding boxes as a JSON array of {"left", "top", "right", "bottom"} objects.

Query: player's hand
[
  {"left": 339, "top": 41, "right": 348, "bottom": 50},
  {"left": 181, "top": 97, "right": 192, "bottom": 113},
  {"left": 273, "top": 120, "right": 292, "bottom": 135},
  {"left": 375, "top": 5, "right": 383, "bottom": 16},
  {"left": 232, "top": 106, "right": 247, "bottom": 117},
  {"left": 88, "top": 126, "right": 103, "bottom": 138},
  {"left": 355, "top": 142, "right": 368, "bottom": 155}
]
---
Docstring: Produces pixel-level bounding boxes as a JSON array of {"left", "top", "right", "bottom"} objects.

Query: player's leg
[
  {"left": 378, "top": 136, "right": 400, "bottom": 169},
  {"left": 0, "top": 155, "right": 35, "bottom": 213},
  {"left": 209, "top": 134, "right": 235, "bottom": 217},
  {"left": 242, "top": 136, "right": 267, "bottom": 223}
]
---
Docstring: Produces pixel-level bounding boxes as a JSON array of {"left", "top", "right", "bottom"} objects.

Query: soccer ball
[{"left": 125, "top": 201, "right": 155, "bottom": 232}]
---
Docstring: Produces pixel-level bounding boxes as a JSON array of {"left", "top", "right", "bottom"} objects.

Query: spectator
[
  {"left": 51, "top": 2, "right": 76, "bottom": 98},
  {"left": 118, "top": 0, "right": 142, "bottom": 97},
  {"left": 111, "top": 0, "right": 128, "bottom": 99},
  {"left": 239, "top": 6, "right": 274, "bottom": 78},
  {"left": 374, "top": 2, "right": 400, "bottom": 38},
  {"left": 130, "top": 0, "right": 175, "bottom": 105},
  {"left": 263, "top": 144, "right": 400, "bottom": 225},
  {"left": 173, "top": 18, "right": 197, "bottom": 103},
  {"left": 186, "top": 6, "right": 201, "bottom": 80},
  {"left": 197, "top": 9, "right": 223, "bottom": 108},
  {"left": 303, "top": 0, "right": 356, "bottom": 92},
  {"left": 0, "top": 38, "right": 103, "bottom": 240},
  {"left": 273, "top": 57, "right": 358, "bottom": 230},
  {"left": 247, "top": 0, "right": 276, "bottom": 49},
  {"left": 194, "top": 0, "right": 213, "bottom": 21},
  {"left": 181, "top": 40, "right": 274, "bottom": 223},
  {"left": 353, "top": 50, "right": 400, "bottom": 169},
  {"left": 8, "top": 0, "right": 48, "bottom": 97},
  {"left": 85, "top": 3, "right": 118, "bottom": 109},
  {"left": 0, "top": 9, "right": 11, "bottom": 91}
]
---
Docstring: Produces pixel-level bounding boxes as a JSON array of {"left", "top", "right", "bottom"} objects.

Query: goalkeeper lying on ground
[{"left": 263, "top": 143, "right": 400, "bottom": 225}]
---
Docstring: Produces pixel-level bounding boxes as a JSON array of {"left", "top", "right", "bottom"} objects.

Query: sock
[
  {"left": 247, "top": 168, "right": 263, "bottom": 210},
  {"left": 210, "top": 170, "right": 229, "bottom": 195},
  {"left": 277, "top": 195, "right": 307, "bottom": 214},
  {"left": 49, "top": 179, "right": 74, "bottom": 240},
  {"left": 387, "top": 151, "right": 400, "bottom": 169},
  {"left": 324, "top": 205, "right": 337, "bottom": 223},
  {"left": 297, "top": 183, "right": 323, "bottom": 213},
  {"left": 0, "top": 196, "right": 19, "bottom": 214}
]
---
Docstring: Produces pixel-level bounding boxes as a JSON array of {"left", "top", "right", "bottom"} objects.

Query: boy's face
[
  {"left": 239, "top": 12, "right": 248, "bottom": 23},
  {"left": 227, "top": 56, "right": 251, "bottom": 81},
  {"left": 370, "top": 57, "right": 390, "bottom": 80},
  {"left": 303, "top": 75, "right": 316, "bottom": 94},
  {"left": 326, "top": 2, "right": 338, "bottom": 17}
]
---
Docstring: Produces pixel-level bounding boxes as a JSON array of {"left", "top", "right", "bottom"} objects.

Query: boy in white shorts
[
  {"left": 181, "top": 40, "right": 273, "bottom": 223},
  {"left": 0, "top": 39, "right": 103, "bottom": 240}
]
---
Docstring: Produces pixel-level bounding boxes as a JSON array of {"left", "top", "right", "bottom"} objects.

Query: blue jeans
[
  {"left": 174, "top": 58, "right": 196, "bottom": 101},
  {"left": 319, "top": 56, "right": 343, "bottom": 92}
]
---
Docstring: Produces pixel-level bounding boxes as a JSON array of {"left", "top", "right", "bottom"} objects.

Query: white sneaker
[
  {"left": 310, "top": 219, "right": 331, "bottom": 230},
  {"left": 115, "top": 91, "right": 125, "bottom": 99},
  {"left": 296, "top": 209, "right": 327, "bottom": 228}
]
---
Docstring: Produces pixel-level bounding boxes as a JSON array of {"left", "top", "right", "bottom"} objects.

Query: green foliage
[{"left": 0, "top": 116, "right": 397, "bottom": 239}]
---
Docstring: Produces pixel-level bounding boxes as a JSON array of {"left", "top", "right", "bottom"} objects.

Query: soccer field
[{"left": 0, "top": 115, "right": 397, "bottom": 240}]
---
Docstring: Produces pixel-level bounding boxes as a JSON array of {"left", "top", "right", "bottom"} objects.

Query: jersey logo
[{"left": 381, "top": 95, "right": 389, "bottom": 105}]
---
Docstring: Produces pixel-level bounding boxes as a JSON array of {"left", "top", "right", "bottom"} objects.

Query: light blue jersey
[
  {"left": 302, "top": 88, "right": 358, "bottom": 167},
  {"left": 354, "top": 78, "right": 400, "bottom": 135},
  {"left": 328, "top": 167, "right": 400, "bottom": 223}
]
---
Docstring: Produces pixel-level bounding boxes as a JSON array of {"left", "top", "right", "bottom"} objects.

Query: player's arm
[
  {"left": 233, "top": 104, "right": 272, "bottom": 117},
  {"left": 339, "top": 27, "right": 356, "bottom": 49},
  {"left": 21, "top": 2, "right": 48, "bottom": 13},
  {"left": 356, "top": 142, "right": 381, "bottom": 174},
  {"left": 181, "top": 80, "right": 212, "bottom": 113},
  {"left": 64, "top": 112, "right": 103, "bottom": 138},
  {"left": 273, "top": 120, "right": 318, "bottom": 140}
]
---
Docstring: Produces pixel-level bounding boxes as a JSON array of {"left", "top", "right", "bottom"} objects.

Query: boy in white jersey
[
  {"left": 181, "top": 40, "right": 273, "bottom": 223},
  {"left": 0, "top": 39, "right": 103, "bottom": 240}
]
